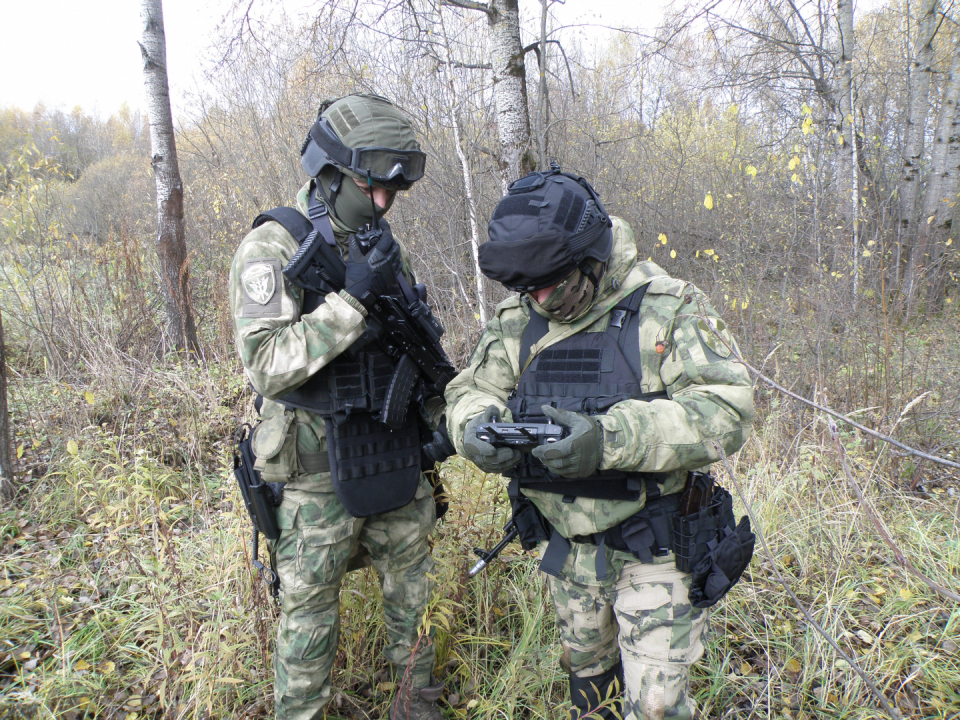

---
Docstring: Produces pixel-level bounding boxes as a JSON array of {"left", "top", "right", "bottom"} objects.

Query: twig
[
  {"left": 827, "top": 418, "right": 960, "bottom": 603},
  {"left": 713, "top": 441, "right": 904, "bottom": 720},
  {"left": 694, "top": 301, "right": 960, "bottom": 472}
]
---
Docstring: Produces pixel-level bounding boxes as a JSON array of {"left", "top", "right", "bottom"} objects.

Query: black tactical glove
[
  {"left": 422, "top": 415, "right": 456, "bottom": 467},
  {"left": 344, "top": 223, "right": 401, "bottom": 310},
  {"left": 531, "top": 405, "right": 604, "bottom": 478},
  {"left": 462, "top": 406, "right": 522, "bottom": 474}
]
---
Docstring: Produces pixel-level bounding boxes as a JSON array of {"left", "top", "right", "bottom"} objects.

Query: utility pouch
[
  {"left": 672, "top": 481, "right": 735, "bottom": 574},
  {"left": 688, "top": 516, "right": 755, "bottom": 608},
  {"left": 510, "top": 495, "right": 551, "bottom": 550}
]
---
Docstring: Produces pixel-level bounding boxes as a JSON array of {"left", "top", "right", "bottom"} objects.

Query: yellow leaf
[
  {"left": 67, "top": 440, "right": 79, "bottom": 456},
  {"left": 946, "top": 238, "right": 953, "bottom": 246},
  {"left": 784, "top": 658, "right": 801, "bottom": 673},
  {"left": 862, "top": 250, "right": 872, "bottom": 257},
  {"left": 898, "top": 588, "right": 913, "bottom": 600},
  {"left": 100, "top": 661, "right": 116, "bottom": 673},
  {"left": 78, "top": 697, "right": 92, "bottom": 707},
  {"left": 467, "top": 700, "right": 479, "bottom": 709},
  {"left": 670, "top": 249, "right": 676, "bottom": 259},
  {"left": 927, "top": 215, "right": 935, "bottom": 225},
  {"left": 791, "top": 173, "right": 800, "bottom": 183},
  {"left": 741, "top": 299, "right": 749, "bottom": 309},
  {"left": 908, "top": 631, "right": 923, "bottom": 642},
  {"left": 16, "top": 444, "right": 24, "bottom": 459},
  {"left": 32, "top": 438, "right": 41, "bottom": 448},
  {"left": 788, "top": 157, "right": 800, "bottom": 170},
  {"left": 837, "top": 134, "right": 846, "bottom": 146},
  {"left": 658, "top": 233, "right": 668, "bottom": 245},
  {"left": 740, "top": 661, "right": 752, "bottom": 674},
  {"left": 746, "top": 165, "right": 757, "bottom": 177},
  {"left": 703, "top": 193, "right": 714, "bottom": 210},
  {"left": 801, "top": 102, "right": 812, "bottom": 115},
  {"left": 75, "top": 659, "right": 91, "bottom": 671},
  {"left": 84, "top": 391, "right": 95, "bottom": 405},
  {"left": 704, "top": 249, "right": 714, "bottom": 256}
]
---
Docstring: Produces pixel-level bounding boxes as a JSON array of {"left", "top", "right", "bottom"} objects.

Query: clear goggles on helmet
[{"left": 301, "top": 120, "right": 427, "bottom": 190}]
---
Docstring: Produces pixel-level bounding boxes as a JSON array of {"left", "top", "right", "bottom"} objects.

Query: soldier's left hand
[{"left": 532, "top": 405, "right": 604, "bottom": 478}]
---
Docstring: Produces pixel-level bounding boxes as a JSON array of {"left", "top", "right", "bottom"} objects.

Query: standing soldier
[
  {"left": 229, "top": 93, "right": 453, "bottom": 720},
  {"left": 445, "top": 166, "right": 755, "bottom": 719}
]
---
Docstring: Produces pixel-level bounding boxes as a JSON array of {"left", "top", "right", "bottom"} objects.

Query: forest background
[{"left": 1, "top": 0, "right": 959, "bottom": 718}]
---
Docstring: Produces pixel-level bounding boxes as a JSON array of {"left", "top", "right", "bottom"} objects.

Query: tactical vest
[
  {"left": 250, "top": 201, "right": 421, "bottom": 518},
  {"left": 505, "top": 283, "right": 669, "bottom": 501}
]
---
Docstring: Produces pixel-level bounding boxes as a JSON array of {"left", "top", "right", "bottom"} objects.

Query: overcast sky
[{"left": 1, "top": 0, "right": 658, "bottom": 118}]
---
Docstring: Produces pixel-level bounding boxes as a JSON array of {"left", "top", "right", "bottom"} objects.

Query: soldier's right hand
[
  {"left": 344, "top": 231, "right": 400, "bottom": 309},
  {"left": 463, "top": 406, "right": 522, "bottom": 473}
]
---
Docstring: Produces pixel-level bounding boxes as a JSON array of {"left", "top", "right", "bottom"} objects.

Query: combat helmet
[
  {"left": 478, "top": 163, "right": 613, "bottom": 293},
  {"left": 300, "top": 93, "right": 426, "bottom": 230}
]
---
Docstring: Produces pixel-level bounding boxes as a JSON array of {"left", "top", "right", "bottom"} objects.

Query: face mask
[
  {"left": 318, "top": 168, "right": 393, "bottom": 232},
  {"left": 534, "top": 260, "right": 606, "bottom": 322}
]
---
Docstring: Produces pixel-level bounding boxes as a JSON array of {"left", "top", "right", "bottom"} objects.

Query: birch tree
[
  {"left": 140, "top": 0, "right": 200, "bottom": 353},
  {"left": 444, "top": 0, "right": 534, "bottom": 190},
  {"left": 0, "top": 308, "right": 14, "bottom": 502},
  {"left": 900, "top": 0, "right": 939, "bottom": 310}
]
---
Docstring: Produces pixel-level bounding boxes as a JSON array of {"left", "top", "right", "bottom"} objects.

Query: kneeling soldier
[{"left": 444, "top": 166, "right": 755, "bottom": 719}]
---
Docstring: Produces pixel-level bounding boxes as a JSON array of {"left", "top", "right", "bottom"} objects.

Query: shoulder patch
[
  {"left": 644, "top": 276, "right": 686, "bottom": 298},
  {"left": 242, "top": 257, "right": 282, "bottom": 317},
  {"left": 696, "top": 317, "right": 733, "bottom": 358}
]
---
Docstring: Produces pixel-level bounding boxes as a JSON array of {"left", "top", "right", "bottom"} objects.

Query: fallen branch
[{"left": 713, "top": 441, "right": 904, "bottom": 720}]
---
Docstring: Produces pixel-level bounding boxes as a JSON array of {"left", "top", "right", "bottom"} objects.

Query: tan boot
[{"left": 389, "top": 676, "right": 444, "bottom": 720}]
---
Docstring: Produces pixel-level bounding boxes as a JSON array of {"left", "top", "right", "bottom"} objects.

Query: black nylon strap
[
  {"left": 539, "top": 529, "right": 571, "bottom": 578},
  {"left": 519, "top": 306, "right": 550, "bottom": 369}
]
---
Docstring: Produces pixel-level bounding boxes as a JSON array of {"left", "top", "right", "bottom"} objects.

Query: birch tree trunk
[
  {"left": 921, "top": 40, "right": 960, "bottom": 310},
  {"left": 489, "top": 0, "right": 533, "bottom": 190},
  {"left": 836, "top": 0, "right": 859, "bottom": 296},
  {"left": 0, "top": 309, "right": 15, "bottom": 501},
  {"left": 140, "top": 0, "right": 199, "bottom": 354},
  {"left": 437, "top": 4, "right": 488, "bottom": 325},
  {"left": 900, "top": 0, "right": 939, "bottom": 312}
]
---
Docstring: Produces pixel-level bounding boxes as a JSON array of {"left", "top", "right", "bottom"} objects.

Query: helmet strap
[{"left": 314, "top": 168, "right": 344, "bottom": 213}]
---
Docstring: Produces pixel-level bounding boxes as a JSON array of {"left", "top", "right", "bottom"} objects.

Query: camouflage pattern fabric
[
  {"left": 444, "top": 216, "right": 753, "bottom": 718},
  {"left": 546, "top": 545, "right": 707, "bottom": 720},
  {"left": 273, "top": 480, "right": 437, "bottom": 719},
  {"left": 230, "top": 182, "right": 440, "bottom": 720},
  {"left": 445, "top": 217, "right": 755, "bottom": 540}
]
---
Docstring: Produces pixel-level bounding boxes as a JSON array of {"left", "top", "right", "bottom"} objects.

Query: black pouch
[
  {"left": 688, "top": 516, "right": 755, "bottom": 608},
  {"left": 672, "top": 485, "right": 734, "bottom": 573},
  {"left": 234, "top": 423, "right": 284, "bottom": 540},
  {"left": 511, "top": 496, "right": 551, "bottom": 550}
]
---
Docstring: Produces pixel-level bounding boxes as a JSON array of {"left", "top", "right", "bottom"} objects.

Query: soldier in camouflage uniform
[
  {"left": 445, "top": 167, "right": 754, "bottom": 719},
  {"left": 229, "top": 94, "right": 451, "bottom": 720}
]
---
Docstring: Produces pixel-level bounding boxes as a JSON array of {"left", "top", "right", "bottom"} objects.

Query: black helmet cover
[{"left": 478, "top": 167, "right": 613, "bottom": 291}]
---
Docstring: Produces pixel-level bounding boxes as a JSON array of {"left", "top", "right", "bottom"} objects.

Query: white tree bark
[
  {"left": 836, "top": 0, "right": 859, "bottom": 295},
  {"left": 919, "top": 38, "right": 960, "bottom": 309},
  {"left": 437, "top": 4, "right": 488, "bottom": 325},
  {"left": 489, "top": 0, "right": 532, "bottom": 190},
  {"left": 900, "top": 0, "right": 938, "bottom": 309},
  {"left": 140, "top": 0, "right": 199, "bottom": 353},
  {"left": 0, "top": 308, "right": 14, "bottom": 502}
]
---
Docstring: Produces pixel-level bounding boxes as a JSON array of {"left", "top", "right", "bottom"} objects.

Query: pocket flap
[
  {"left": 251, "top": 413, "right": 294, "bottom": 460},
  {"left": 301, "top": 519, "right": 358, "bottom": 548}
]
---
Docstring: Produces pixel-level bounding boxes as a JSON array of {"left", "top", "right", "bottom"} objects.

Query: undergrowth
[{"left": 1, "top": 348, "right": 959, "bottom": 719}]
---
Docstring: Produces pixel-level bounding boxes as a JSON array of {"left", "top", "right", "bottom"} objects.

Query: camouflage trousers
[
  {"left": 545, "top": 544, "right": 708, "bottom": 720},
  {"left": 272, "top": 477, "right": 437, "bottom": 720}
]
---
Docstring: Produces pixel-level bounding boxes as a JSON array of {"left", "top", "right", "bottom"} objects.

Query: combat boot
[
  {"left": 389, "top": 676, "right": 444, "bottom": 720},
  {"left": 568, "top": 661, "right": 623, "bottom": 720}
]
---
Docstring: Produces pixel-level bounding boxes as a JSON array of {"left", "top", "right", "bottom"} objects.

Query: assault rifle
[
  {"left": 474, "top": 421, "right": 567, "bottom": 452},
  {"left": 282, "top": 210, "right": 456, "bottom": 429}
]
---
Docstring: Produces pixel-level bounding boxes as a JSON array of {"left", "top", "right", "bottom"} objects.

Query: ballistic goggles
[{"left": 301, "top": 119, "right": 426, "bottom": 191}]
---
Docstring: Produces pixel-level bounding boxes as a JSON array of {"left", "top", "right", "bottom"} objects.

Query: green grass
[{"left": 1, "top": 362, "right": 959, "bottom": 720}]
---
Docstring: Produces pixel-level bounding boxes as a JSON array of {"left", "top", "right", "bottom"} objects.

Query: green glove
[
  {"left": 462, "top": 406, "right": 522, "bottom": 474},
  {"left": 532, "top": 405, "right": 604, "bottom": 478}
]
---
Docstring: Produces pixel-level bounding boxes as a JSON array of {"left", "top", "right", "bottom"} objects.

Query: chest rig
[
  {"left": 251, "top": 198, "right": 421, "bottom": 518},
  {"left": 505, "top": 283, "right": 668, "bottom": 501}
]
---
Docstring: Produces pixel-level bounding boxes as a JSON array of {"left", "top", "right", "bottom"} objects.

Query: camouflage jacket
[
  {"left": 229, "top": 182, "right": 441, "bottom": 490},
  {"left": 445, "top": 218, "right": 755, "bottom": 542}
]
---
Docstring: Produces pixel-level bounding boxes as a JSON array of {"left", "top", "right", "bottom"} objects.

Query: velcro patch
[
  {"left": 242, "top": 257, "right": 282, "bottom": 318},
  {"left": 696, "top": 317, "right": 733, "bottom": 358}
]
